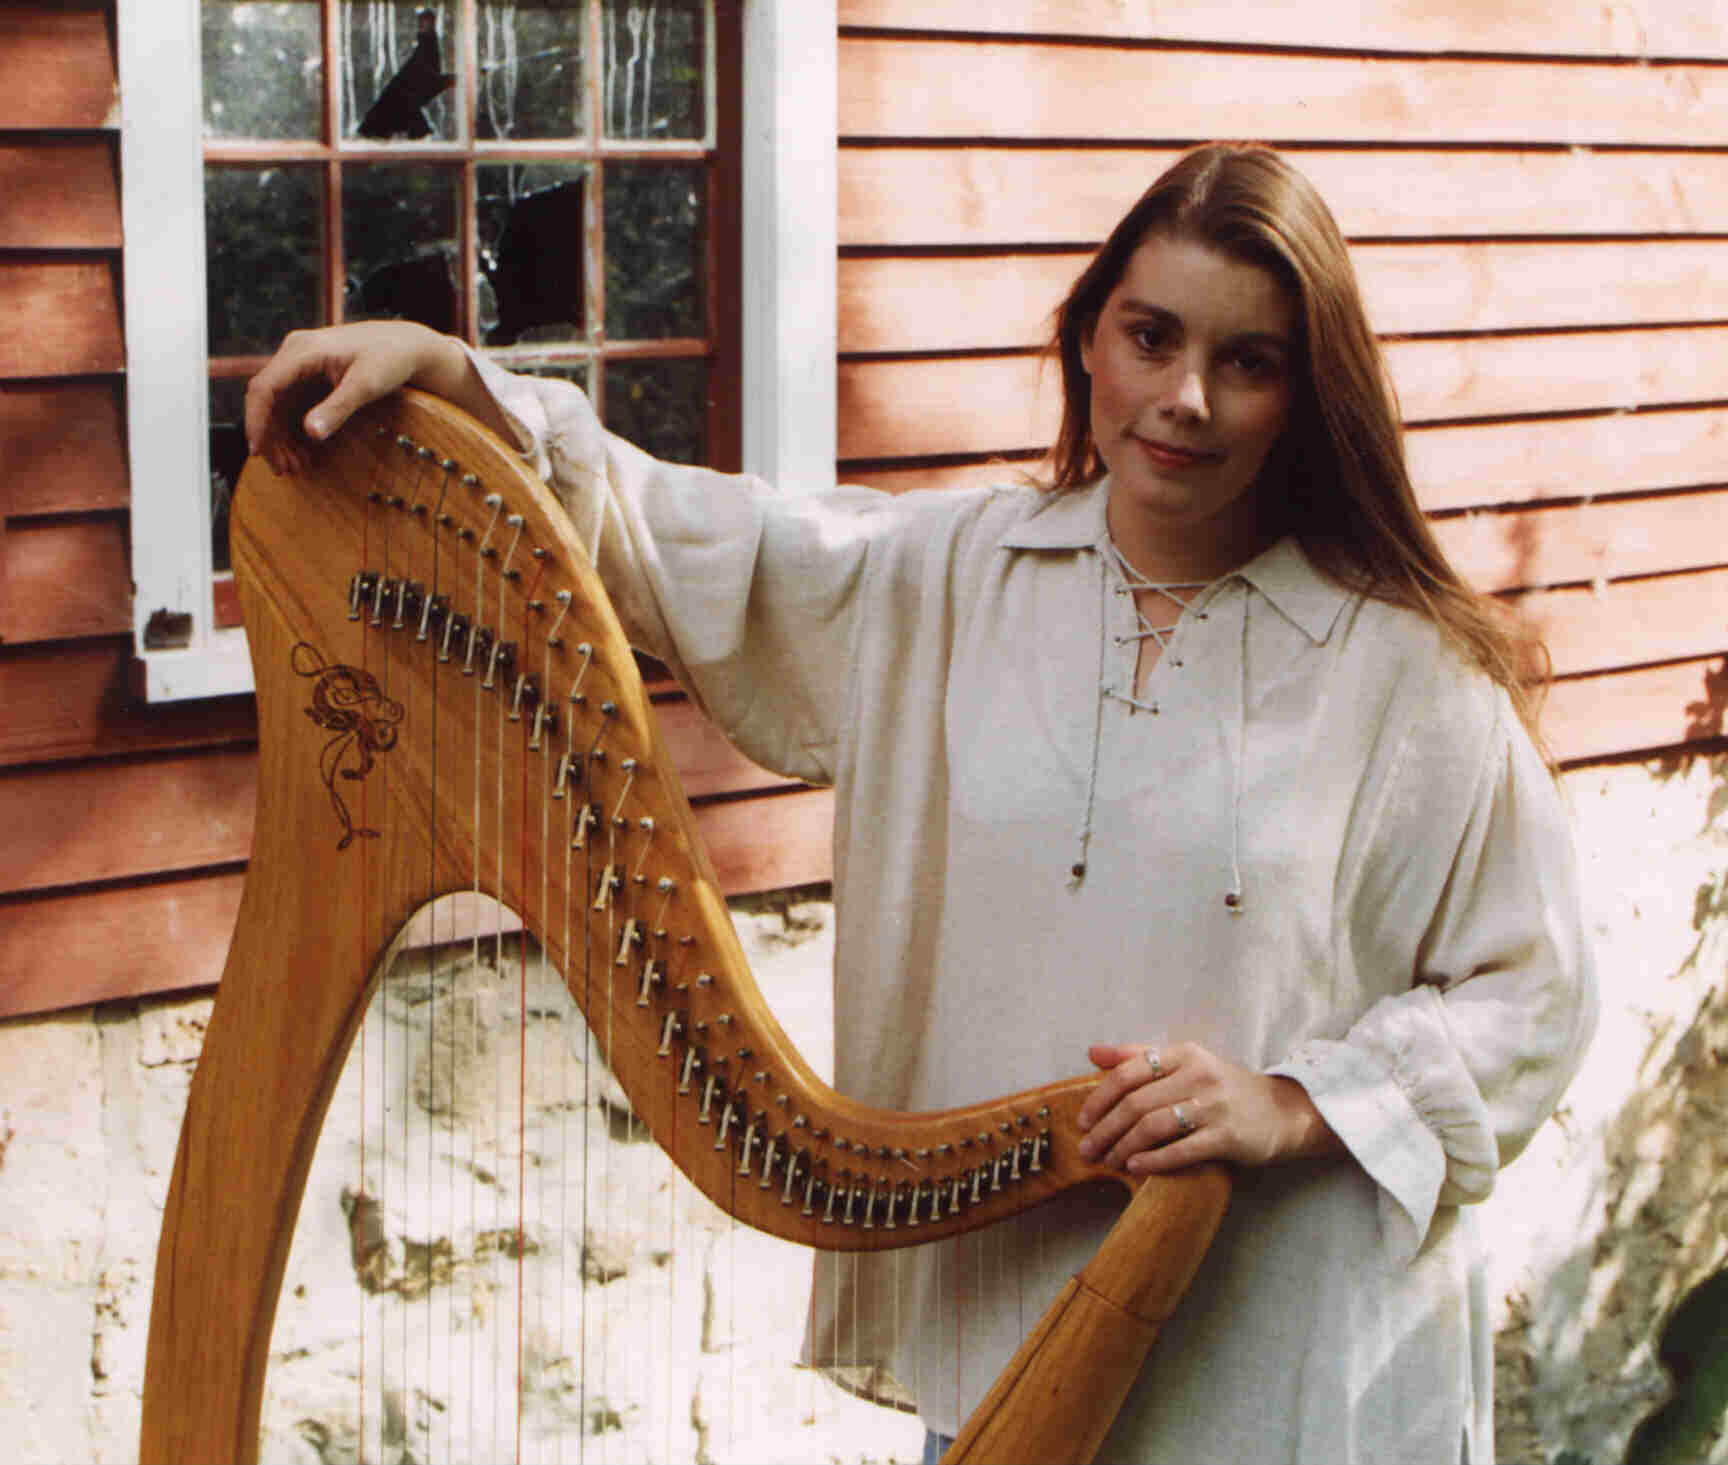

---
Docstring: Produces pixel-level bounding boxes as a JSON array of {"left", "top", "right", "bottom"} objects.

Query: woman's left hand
[{"left": 1075, "top": 1041, "right": 1342, "bottom": 1175}]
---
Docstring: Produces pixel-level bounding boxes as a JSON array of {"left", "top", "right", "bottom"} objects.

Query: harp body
[{"left": 140, "top": 391, "right": 1230, "bottom": 1464}]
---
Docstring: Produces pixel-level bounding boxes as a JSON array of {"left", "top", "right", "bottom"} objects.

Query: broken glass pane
[
  {"left": 344, "top": 1, "right": 460, "bottom": 142},
  {"left": 603, "top": 358, "right": 706, "bottom": 464},
  {"left": 205, "top": 164, "right": 323, "bottom": 357},
  {"left": 478, "top": 162, "right": 591, "bottom": 346},
  {"left": 604, "top": 163, "right": 702, "bottom": 339},
  {"left": 602, "top": 0, "right": 704, "bottom": 141},
  {"left": 477, "top": 0, "right": 587, "bottom": 140},
  {"left": 343, "top": 164, "right": 460, "bottom": 334},
  {"left": 203, "top": 1, "right": 323, "bottom": 141}
]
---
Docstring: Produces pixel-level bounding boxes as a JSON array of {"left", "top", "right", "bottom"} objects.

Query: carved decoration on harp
[
  {"left": 139, "top": 390, "right": 1232, "bottom": 1465},
  {"left": 291, "top": 641, "right": 403, "bottom": 849}
]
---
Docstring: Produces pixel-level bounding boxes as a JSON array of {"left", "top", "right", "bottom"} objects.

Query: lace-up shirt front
[{"left": 471, "top": 352, "right": 1596, "bottom": 1465}]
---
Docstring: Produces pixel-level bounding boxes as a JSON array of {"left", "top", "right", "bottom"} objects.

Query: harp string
[{"left": 279, "top": 416, "right": 972, "bottom": 1461}]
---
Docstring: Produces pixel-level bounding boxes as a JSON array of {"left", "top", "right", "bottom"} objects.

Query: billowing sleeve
[
  {"left": 461, "top": 348, "right": 907, "bottom": 784},
  {"left": 1267, "top": 671, "right": 1598, "bottom": 1265}
]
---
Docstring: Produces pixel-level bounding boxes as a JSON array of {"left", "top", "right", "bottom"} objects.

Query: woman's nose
[{"left": 1161, "top": 362, "right": 1209, "bottom": 421}]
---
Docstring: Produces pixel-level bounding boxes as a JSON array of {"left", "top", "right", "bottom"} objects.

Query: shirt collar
[{"left": 998, "top": 477, "right": 1354, "bottom": 646}]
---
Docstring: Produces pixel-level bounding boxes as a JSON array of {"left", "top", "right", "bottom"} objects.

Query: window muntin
[{"left": 202, "top": 0, "right": 728, "bottom": 575}]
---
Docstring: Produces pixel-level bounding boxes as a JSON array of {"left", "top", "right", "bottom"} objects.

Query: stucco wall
[{"left": 1, "top": 756, "right": 1725, "bottom": 1464}]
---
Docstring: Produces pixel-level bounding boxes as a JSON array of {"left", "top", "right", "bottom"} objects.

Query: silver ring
[
  {"left": 1144, "top": 1047, "right": 1163, "bottom": 1080},
  {"left": 1171, "top": 1103, "right": 1195, "bottom": 1136}
]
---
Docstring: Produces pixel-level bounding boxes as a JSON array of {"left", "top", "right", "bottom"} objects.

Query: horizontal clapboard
[
  {"left": 0, "top": 258, "right": 125, "bottom": 378},
  {"left": 837, "top": 327, "right": 1728, "bottom": 439},
  {"left": 838, "top": 356, "right": 1728, "bottom": 496},
  {"left": 0, "top": 517, "right": 131, "bottom": 644},
  {"left": 0, "top": 641, "right": 258, "bottom": 769},
  {"left": 0, "top": 142, "right": 121, "bottom": 250},
  {"left": 840, "top": 148, "right": 1728, "bottom": 247},
  {"left": 0, "top": 381, "right": 129, "bottom": 515},
  {"left": 0, "top": 4, "right": 118, "bottom": 130},
  {"left": 839, "top": 247, "right": 1728, "bottom": 354},
  {"left": 837, "top": 0, "right": 1728, "bottom": 59},
  {"left": 0, "top": 783, "right": 834, "bottom": 1018},
  {"left": 846, "top": 407, "right": 1728, "bottom": 513},
  {"left": 0, "top": 700, "right": 806, "bottom": 896},
  {"left": 839, "top": 37, "right": 1728, "bottom": 146}
]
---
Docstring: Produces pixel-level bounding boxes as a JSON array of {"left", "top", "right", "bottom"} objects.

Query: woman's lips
[{"left": 1133, "top": 435, "right": 1219, "bottom": 469}]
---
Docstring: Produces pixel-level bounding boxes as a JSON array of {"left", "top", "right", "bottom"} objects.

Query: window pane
[
  {"left": 343, "top": 164, "right": 460, "bottom": 333},
  {"left": 603, "top": 359, "right": 706, "bottom": 464},
  {"left": 602, "top": 0, "right": 704, "bottom": 141},
  {"left": 209, "top": 379, "right": 248, "bottom": 573},
  {"left": 202, "top": 1, "right": 323, "bottom": 140},
  {"left": 344, "top": 1, "right": 460, "bottom": 141},
  {"left": 206, "top": 165, "right": 323, "bottom": 357},
  {"left": 604, "top": 163, "right": 702, "bottom": 340},
  {"left": 478, "top": 163, "right": 590, "bottom": 346},
  {"left": 477, "top": 0, "right": 586, "bottom": 140}
]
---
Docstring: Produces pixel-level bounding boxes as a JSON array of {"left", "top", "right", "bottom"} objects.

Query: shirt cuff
[
  {"left": 458, "top": 343, "right": 553, "bottom": 477},
  {"left": 1266, "top": 1038, "right": 1446, "bottom": 1267}
]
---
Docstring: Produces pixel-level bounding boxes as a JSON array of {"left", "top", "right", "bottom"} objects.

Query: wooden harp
[{"left": 140, "top": 390, "right": 1230, "bottom": 1465}]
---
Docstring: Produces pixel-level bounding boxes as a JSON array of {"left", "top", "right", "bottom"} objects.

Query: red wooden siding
[
  {"left": 0, "top": 1, "right": 820, "bottom": 1021},
  {"left": 837, "top": 0, "right": 1728, "bottom": 58},
  {"left": 834, "top": 11, "right": 1728, "bottom": 771},
  {"left": 6, "top": 5, "right": 1728, "bottom": 1020}
]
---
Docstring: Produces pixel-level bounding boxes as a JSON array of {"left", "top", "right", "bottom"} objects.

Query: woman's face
[{"left": 1082, "top": 234, "right": 1296, "bottom": 557}]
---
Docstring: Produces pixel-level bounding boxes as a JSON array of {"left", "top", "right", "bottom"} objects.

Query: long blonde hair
[{"left": 1048, "top": 144, "right": 1550, "bottom": 748}]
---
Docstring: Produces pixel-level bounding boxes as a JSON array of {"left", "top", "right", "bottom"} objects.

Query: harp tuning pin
[{"left": 463, "top": 472, "right": 480, "bottom": 487}]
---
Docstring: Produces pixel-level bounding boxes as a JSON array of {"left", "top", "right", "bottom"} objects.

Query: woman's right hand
[{"left": 244, "top": 321, "right": 509, "bottom": 478}]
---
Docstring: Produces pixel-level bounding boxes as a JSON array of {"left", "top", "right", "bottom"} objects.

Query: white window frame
[{"left": 120, "top": 0, "right": 836, "bottom": 702}]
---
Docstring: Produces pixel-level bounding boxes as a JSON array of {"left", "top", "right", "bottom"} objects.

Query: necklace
[{"left": 1105, "top": 537, "right": 1209, "bottom": 652}]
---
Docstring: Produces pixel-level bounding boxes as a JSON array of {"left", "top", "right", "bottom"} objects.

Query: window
[{"left": 122, "top": 0, "right": 835, "bottom": 700}]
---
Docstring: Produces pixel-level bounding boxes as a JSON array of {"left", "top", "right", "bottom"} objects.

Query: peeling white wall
[{"left": 2, "top": 758, "right": 1725, "bottom": 1465}]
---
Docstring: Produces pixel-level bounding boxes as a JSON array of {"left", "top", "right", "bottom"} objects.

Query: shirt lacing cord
[{"left": 1070, "top": 549, "right": 1248, "bottom": 914}]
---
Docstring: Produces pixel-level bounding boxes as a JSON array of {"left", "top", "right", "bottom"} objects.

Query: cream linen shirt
[{"left": 470, "top": 354, "right": 1597, "bottom": 1464}]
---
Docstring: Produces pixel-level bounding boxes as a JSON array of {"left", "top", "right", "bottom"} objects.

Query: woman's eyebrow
[{"left": 1115, "top": 298, "right": 1177, "bottom": 322}]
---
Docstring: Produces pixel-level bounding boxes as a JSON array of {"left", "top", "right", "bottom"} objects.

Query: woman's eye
[
  {"left": 1227, "top": 348, "right": 1282, "bottom": 378},
  {"left": 1130, "top": 326, "right": 1173, "bottom": 353}
]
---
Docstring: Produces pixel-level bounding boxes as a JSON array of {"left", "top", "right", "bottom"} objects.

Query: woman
[{"left": 248, "top": 145, "right": 1595, "bottom": 1463}]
